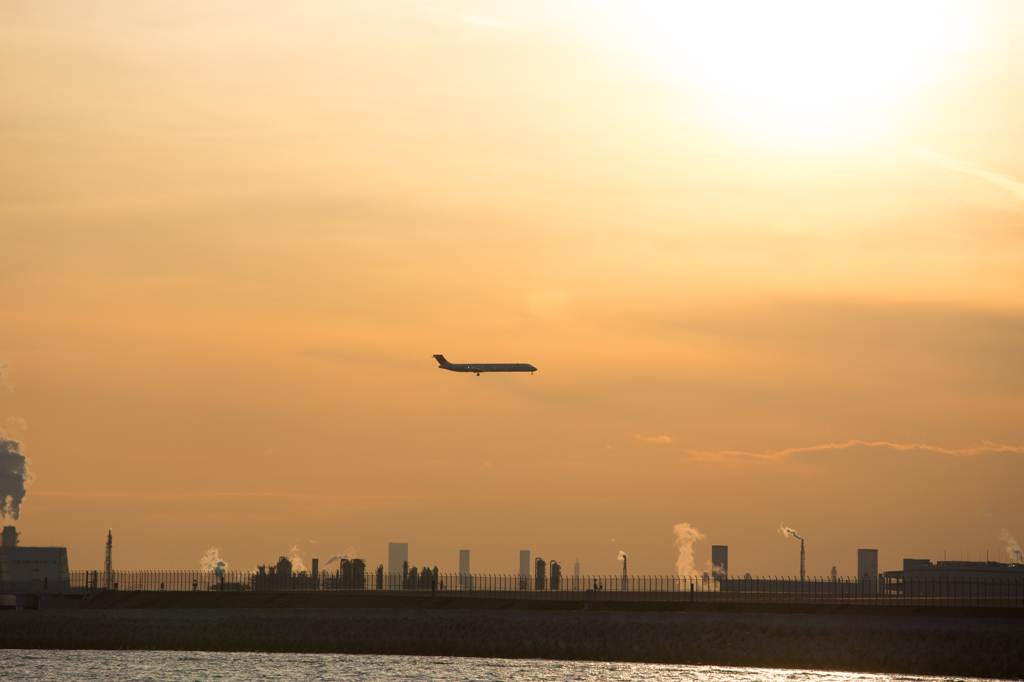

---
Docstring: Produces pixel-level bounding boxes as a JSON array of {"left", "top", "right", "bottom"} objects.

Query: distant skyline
[{"left": 1, "top": 0, "right": 1023, "bottom": 576}]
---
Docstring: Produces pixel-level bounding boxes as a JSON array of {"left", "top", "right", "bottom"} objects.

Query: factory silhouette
[{"left": 3, "top": 521, "right": 1023, "bottom": 609}]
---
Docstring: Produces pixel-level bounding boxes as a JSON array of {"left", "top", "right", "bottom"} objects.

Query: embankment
[{"left": 1, "top": 595, "right": 1022, "bottom": 678}]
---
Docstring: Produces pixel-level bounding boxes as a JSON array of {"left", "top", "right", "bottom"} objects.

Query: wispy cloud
[
  {"left": 904, "top": 146, "right": 1024, "bottom": 202},
  {"left": 686, "top": 440, "right": 1024, "bottom": 461},
  {"left": 636, "top": 434, "right": 672, "bottom": 443},
  {"left": 33, "top": 491, "right": 415, "bottom": 505},
  {"left": 417, "top": 4, "right": 510, "bottom": 29},
  {"left": 459, "top": 14, "right": 509, "bottom": 28}
]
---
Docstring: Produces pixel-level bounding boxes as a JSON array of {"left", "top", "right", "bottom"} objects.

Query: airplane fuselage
[{"left": 433, "top": 355, "right": 536, "bottom": 375}]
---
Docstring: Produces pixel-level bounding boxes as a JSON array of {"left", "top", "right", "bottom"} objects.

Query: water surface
[{"left": 0, "top": 650, "right": 993, "bottom": 682}]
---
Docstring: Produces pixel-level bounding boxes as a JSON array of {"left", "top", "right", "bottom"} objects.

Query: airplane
[{"left": 433, "top": 354, "right": 537, "bottom": 376}]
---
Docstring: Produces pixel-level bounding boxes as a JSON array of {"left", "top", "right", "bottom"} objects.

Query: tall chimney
[
  {"left": 104, "top": 529, "right": 113, "bottom": 589},
  {"left": 1, "top": 526, "right": 17, "bottom": 548},
  {"left": 800, "top": 538, "right": 805, "bottom": 582}
]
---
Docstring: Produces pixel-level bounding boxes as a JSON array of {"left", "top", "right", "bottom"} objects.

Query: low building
[
  {"left": 1, "top": 526, "right": 70, "bottom": 591},
  {"left": 883, "top": 559, "right": 1024, "bottom": 597}
]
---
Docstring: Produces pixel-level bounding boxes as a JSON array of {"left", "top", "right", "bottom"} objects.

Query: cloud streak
[
  {"left": 904, "top": 146, "right": 1024, "bottom": 203},
  {"left": 459, "top": 14, "right": 509, "bottom": 28},
  {"left": 636, "top": 434, "right": 672, "bottom": 444},
  {"left": 685, "top": 440, "right": 1024, "bottom": 461},
  {"left": 33, "top": 491, "right": 413, "bottom": 503}
]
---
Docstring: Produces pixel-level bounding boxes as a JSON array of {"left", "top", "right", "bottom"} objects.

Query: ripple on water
[{"left": 0, "top": 651, "right": 996, "bottom": 682}]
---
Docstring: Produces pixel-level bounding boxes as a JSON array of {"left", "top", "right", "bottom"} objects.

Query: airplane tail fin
[{"left": 433, "top": 354, "right": 450, "bottom": 366}]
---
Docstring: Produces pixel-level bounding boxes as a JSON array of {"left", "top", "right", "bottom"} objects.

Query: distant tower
[
  {"left": 104, "top": 529, "right": 113, "bottom": 589},
  {"left": 1, "top": 526, "right": 18, "bottom": 548},
  {"left": 519, "top": 550, "right": 530, "bottom": 589},
  {"left": 459, "top": 549, "right": 471, "bottom": 591},
  {"left": 388, "top": 542, "right": 409, "bottom": 589},
  {"left": 573, "top": 557, "right": 580, "bottom": 590},
  {"left": 711, "top": 545, "right": 728, "bottom": 582},
  {"left": 800, "top": 539, "right": 805, "bottom": 582},
  {"left": 858, "top": 549, "right": 878, "bottom": 594}
]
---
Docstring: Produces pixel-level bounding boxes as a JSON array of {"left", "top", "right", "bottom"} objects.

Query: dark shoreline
[
  {"left": 74, "top": 589, "right": 1024, "bottom": 617},
  {"left": 2, "top": 596, "right": 1023, "bottom": 679}
]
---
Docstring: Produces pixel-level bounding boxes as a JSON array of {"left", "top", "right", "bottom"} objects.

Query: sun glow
[{"left": 605, "top": 1, "right": 973, "bottom": 147}]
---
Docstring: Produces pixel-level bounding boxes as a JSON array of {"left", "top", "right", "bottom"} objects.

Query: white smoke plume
[
  {"left": 617, "top": 550, "right": 627, "bottom": 561},
  {"left": 199, "top": 547, "right": 228, "bottom": 577},
  {"left": 0, "top": 436, "right": 32, "bottom": 521},
  {"left": 673, "top": 523, "right": 705, "bottom": 577},
  {"left": 778, "top": 523, "right": 803, "bottom": 541},
  {"left": 289, "top": 544, "right": 308, "bottom": 573},
  {"left": 325, "top": 547, "right": 358, "bottom": 567},
  {"left": 999, "top": 529, "right": 1023, "bottom": 563}
]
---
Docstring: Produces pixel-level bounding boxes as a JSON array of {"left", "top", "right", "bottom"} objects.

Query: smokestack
[
  {"left": 778, "top": 524, "right": 804, "bottom": 580},
  {"left": 104, "top": 529, "right": 113, "bottom": 589},
  {"left": 1, "top": 526, "right": 17, "bottom": 548},
  {"left": 312, "top": 558, "right": 319, "bottom": 582}
]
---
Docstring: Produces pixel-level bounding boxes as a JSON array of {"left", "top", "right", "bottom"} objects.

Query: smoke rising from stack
[
  {"left": 672, "top": 523, "right": 705, "bottom": 577},
  {"left": 199, "top": 547, "right": 228, "bottom": 577},
  {"left": 779, "top": 523, "right": 806, "bottom": 580},
  {"left": 0, "top": 436, "right": 31, "bottom": 521},
  {"left": 778, "top": 524, "right": 803, "bottom": 541},
  {"left": 325, "top": 547, "right": 357, "bottom": 567},
  {"left": 288, "top": 544, "right": 308, "bottom": 573},
  {"left": 617, "top": 550, "right": 627, "bottom": 561},
  {"left": 1000, "top": 529, "right": 1023, "bottom": 563}
]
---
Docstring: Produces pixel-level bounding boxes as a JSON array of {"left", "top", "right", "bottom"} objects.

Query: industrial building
[
  {"left": 1, "top": 526, "right": 70, "bottom": 591},
  {"left": 535, "top": 557, "right": 546, "bottom": 590},
  {"left": 712, "top": 545, "right": 729, "bottom": 582},
  {"left": 459, "top": 549, "right": 472, "bottom": 590},
  {"left": 723, "top": 549, "right": 880, "bottom": 594},
  {"left": 883, "top": 558, "right": 1024, "bottom": 596},
  {"left": 0, "top": 545, "right": 11, "bottom": 586},
  {"left": 388, "top": 542, "right": 408, "bottom": 589},
  {"left": 519, "top": 550, "right": 530, "bottom": 589},
  {"left": 858, "top": 549, "right": 879, "bottom": 593}
]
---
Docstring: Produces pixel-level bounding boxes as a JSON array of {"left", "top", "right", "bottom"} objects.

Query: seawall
[{"left": 2, "top": 603, "right": 1023, "bottom": 678}]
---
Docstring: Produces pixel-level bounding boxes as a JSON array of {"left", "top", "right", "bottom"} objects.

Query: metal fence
[{"left": 13, "top": 571, "right": 1022, "bottom": 608}]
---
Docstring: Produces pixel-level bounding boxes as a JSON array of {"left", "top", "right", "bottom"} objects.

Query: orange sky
[{"left": 2, "top": 0, "right": 1023, "bottom": 577}]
